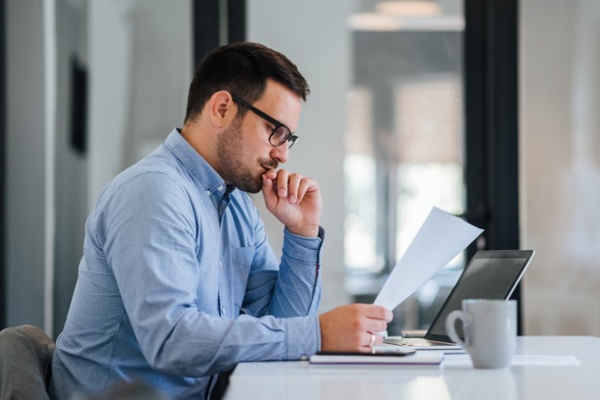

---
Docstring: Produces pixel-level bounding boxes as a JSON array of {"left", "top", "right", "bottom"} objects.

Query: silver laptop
[{"left": 381, "top": 250, "right": 534, "bottom": 350}]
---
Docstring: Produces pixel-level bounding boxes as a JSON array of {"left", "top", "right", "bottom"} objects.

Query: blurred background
[{"left": 1, "top": 0, "right": 599, "bottom": 338}]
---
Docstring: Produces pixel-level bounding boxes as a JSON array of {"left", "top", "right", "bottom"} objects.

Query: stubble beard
[{"left": 216, "top": 118, "right": 276, "bottom": 194}]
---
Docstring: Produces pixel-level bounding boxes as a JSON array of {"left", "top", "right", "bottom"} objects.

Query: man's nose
[{"left": 271, "top": 143, "right": 289, "bottom": 164}]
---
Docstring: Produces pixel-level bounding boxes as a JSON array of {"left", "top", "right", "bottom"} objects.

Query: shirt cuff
[
  {"left": 284, "top": 315, "right": 321, "bottom": 359},
  {"left": 282, "top": 227, "right": 325, "bottom": 264}
]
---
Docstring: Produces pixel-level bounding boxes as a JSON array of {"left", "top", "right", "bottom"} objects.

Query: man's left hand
[{"left": 261, "top": 169, "right": 322, "bottom": 238}]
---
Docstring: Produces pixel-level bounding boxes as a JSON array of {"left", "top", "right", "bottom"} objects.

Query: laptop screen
[{"left": 425, "top": 250, "right": 534, "bottom": 343}]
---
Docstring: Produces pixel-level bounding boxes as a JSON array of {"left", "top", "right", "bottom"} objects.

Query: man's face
[
  {"left": 215, "top": 114, "right": 276, "bottom": 193},
  {"left": 216, "top": 80, "right": 302, "bottom": 193}
]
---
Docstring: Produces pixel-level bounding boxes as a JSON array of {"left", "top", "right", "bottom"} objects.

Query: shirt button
[
  {"left": 221, "top": 307, "right": 226, "bottom": 315},
  {"left": 218, "top": 185, "right": 224, "bottom": 191}
]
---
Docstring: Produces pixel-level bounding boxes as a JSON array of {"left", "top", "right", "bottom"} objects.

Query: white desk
[{"left": 223, "top": 336, "right": 600, "bottom": 399}]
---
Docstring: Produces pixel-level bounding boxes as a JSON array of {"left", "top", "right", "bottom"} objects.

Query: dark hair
[{"left": 183, "top": 42, "right": 310, "bottom": 124}]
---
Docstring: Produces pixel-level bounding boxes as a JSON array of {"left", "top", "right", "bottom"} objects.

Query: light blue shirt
[{"left": 50, "top": 129, "right": 323, "bottom": 400}]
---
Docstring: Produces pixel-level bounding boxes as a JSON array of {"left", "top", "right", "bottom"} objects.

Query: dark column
[{"left": 464, "top": 0, "right": 521, "bottom": 332}]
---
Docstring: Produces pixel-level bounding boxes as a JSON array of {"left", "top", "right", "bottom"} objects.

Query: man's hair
[{"left": 184, "top": 42, "right": 310, "bottom": 124}]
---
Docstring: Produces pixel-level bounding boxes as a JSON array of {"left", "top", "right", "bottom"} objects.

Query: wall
[
  {"left": 87, "top": 0, "right": 191, "bottom": 207},
  {"left": 10, "top": 0, "right": 597, "bottom": 336},
  {"left": 520, "top": 0, "right": 600, "bottom": 334},
  {"left": 53, "top": 0, "right": 89, "bottom": 336},
  {"left": 247, "top": 0, "right": 358, "bottom": 312},
  {"left": 4, "top": 0, "right": 192, "bottom": 335},
  {"left": 5, "top": 0, "right": 47, "bottom": 328}
]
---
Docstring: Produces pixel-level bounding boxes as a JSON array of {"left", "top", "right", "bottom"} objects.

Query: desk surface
[{"left": 223, "top": 336, "right": 600, "bottom": 400}]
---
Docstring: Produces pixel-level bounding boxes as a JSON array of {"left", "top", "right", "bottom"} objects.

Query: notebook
[
  {"left": 380, "top": 249, "right": 534, "bottom": 351},
  {"left": 309, "top": 349, "right": 444, "bottom": 366}
]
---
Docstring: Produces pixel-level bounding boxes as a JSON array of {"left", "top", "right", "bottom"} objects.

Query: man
[{"left": 50, "top": 42, "right": 392, "bottom": 400}]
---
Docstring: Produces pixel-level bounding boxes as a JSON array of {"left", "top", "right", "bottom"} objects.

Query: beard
[{"left": 216, "top": 117, "right": 277, "bottom": 193}]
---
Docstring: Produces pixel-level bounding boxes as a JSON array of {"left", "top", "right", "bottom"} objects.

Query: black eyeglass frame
[{"left": 231, "top": 94, "right": 298, "bottom": 149}]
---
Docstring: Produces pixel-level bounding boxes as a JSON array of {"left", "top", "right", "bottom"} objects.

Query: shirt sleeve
[
  {"left": 241, "top": 223, "right": 324, "bottom": 318},
  {"left": 102, "top": 173, "right": 321, "bottom": 377}
]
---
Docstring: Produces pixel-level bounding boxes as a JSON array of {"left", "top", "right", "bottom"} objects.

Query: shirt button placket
[{"left": 219, "top": 260, "right": 225, "bottom": 316}]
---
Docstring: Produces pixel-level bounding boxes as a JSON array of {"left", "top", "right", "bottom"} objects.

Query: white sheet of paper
[{"left": 374, "top": 207, "right": 483, "bottom": 311}]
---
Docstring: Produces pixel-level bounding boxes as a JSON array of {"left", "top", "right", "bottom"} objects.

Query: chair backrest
[{"left": 0, "top": 324, "right": 55, "bottom": 400}]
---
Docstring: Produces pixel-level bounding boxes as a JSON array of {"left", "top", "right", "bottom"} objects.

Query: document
[{"left": 374, "top": 207, "right": 483, "bottom": 311}]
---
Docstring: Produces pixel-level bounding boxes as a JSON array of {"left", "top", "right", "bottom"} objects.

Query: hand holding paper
[{"left": 374, "top": 207, "right": 483, "bottom": 311}]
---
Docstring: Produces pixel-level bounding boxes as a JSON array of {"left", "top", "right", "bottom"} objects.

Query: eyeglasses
[{"left": 231, "top": 94, "right": 298, "bottom": 149}]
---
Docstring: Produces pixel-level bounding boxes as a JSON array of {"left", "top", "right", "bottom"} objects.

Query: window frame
[{"left": 464, "top": 0, "right": 521, "bottom": 331}]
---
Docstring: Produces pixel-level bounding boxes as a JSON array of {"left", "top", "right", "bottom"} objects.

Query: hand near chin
[{"left": 261, "top": 169, "right": 322, "bottom": 238}]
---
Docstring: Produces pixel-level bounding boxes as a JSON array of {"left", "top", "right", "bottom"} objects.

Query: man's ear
[{"left": 208, "top": 91, "right": 236, "bottom": 128}]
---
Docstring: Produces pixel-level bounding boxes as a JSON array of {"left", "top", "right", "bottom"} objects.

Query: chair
[{"left": 0, "top": 325, "right": 55, "bottom": 400}]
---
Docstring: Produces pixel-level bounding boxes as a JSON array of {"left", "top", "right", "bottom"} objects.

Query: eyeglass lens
[{"left": 271, "top": 126, "right": 294, "bottom": 148}]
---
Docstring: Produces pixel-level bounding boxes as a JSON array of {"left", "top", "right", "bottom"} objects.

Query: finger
[
  {"left": 364, "top": 319, "right": 390, "bottom": 334},
  {"left": 361, "top": 334, "right": 384, "bottom": 352},
  {"left": 263, "top": 168, "right": 278, "bottom": 180},
  {"left": 372, "top": 333, "right": 384, "bottom": 346},
  {"left": 286, "top": 173, "right": 302, "bottom": 204},
  {"left": 366, "top": 333, "right": 375, "bottom": 347},
  {"left": 362, "top": 333, "right": 374, "bottom": 350},
  {"left": 275, "top": 169, "right": 290, "bottom": 198},
  {"left": 362, "top": 305, "right": 394, "bottom": 322},
  {"left": 350, "top": 305, "right": 390, "bottom": 335},
  {"left": 295, "top": 177, "right": 317, "bottom": 204},
  {"left": 261, "top": 174, "right": 277, "bottom": 205}
]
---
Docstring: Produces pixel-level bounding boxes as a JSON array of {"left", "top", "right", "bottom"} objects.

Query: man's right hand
[{"left": 318, "top": 304, "right": 393, "bottom": 352}]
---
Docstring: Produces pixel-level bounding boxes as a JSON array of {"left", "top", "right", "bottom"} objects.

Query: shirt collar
[{"left": 164, "top": 128, "right": 236, "bottom": 203}]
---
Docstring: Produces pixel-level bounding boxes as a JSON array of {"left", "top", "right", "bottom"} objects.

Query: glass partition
[{"left": 344, "top": 1, "right": 465, "bottom": 333}]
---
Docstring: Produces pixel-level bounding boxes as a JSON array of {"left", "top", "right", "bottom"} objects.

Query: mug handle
[{"left": 445, "top": 310, "right": 470, "bottom": 350}]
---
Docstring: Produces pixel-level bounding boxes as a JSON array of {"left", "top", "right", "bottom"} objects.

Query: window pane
[{"left": 345, "top": 0, "right": 465, "bottom": 332}]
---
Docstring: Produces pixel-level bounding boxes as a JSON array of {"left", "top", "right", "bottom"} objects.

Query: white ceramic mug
[{"left": 445, "top": 299, "right": 517, "bottom": 369}]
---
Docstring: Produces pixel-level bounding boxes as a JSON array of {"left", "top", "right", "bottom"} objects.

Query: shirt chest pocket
[{"left": 230, "top": 246, "right": 254, "bottom": 308}]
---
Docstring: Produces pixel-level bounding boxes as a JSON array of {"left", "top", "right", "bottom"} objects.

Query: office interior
[{"left": 1, "top": 0, "right": 599, "bottom": 341}]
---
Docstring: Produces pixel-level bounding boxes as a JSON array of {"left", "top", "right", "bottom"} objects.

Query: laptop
[{"left": 380, "top": 249, "right": 534, "bottom": 350}]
